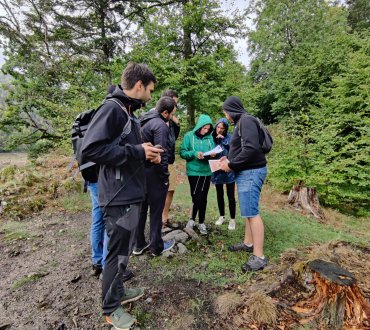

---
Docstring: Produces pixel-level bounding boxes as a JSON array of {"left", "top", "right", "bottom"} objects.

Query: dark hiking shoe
[
  {"left": 122, "top": 268, "right": 135, "bottom": 282},
  {"left": 229, "top": 242, "right": 253, "bottom": 253},
  {"left": 92, "top": 264, "right": 102, "bottom": 277},
  {"left": 121, "top": 287, "right": 144, "bottom": 305},
  {"left": 242, "top": 255, "right": 268, "bottom": 273},
  {"left": 106, "top": 306, "right": 136, "bottom": 330},
  {"left": 132, "top": 242, "right": 150, "bottom": 256}
]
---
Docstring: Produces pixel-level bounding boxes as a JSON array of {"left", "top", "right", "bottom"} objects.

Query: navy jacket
[
  {"left": 211, "top": 118, "right": 235, "bottom": 184},
  {"left": 81, "top": 86, "right": 146, "bottom": 207}
]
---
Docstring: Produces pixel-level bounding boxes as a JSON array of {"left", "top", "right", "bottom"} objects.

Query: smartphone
[{"left": 154, "top": 144, "right": 163, "bottom": 150}]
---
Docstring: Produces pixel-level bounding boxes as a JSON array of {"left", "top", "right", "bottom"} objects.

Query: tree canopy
[{"left": 0, "top": 0, "right": 368, "bottom": 215}]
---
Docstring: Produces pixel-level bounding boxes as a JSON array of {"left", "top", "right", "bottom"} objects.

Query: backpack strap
[{"left": 104, "top": 98, "right": 133, "bottom": 181}]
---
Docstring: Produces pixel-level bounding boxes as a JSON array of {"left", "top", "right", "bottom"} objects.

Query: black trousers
[
  {"left": 102, "top": 203, "right": 141, "bottom": 315},
  {"left": 136, "top": 167, "right": 169, "bottom": 255},
  {"left": 215, "top": 182, "right": 236, "bottom": 219},
  {"left": 188, "top": 175, "right": 211, "bottom": 224}
]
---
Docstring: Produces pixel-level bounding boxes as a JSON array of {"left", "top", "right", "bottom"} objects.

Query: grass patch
[
  {"left": 60, "top": 190, "right": 91, "bottom": 213},
  {"left": 145, "top": 181, "right": 369, "bottom": 287},
  {"left": 13, "top": 273, "right": 45, "bottom": 289},
  {"left": 1, "top": 221, "right": 34, "bottom": 241}
]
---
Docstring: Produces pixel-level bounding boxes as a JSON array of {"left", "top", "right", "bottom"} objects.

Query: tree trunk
[
  {"left": 182, "top": 0, "right": 195, "bottom": 127},
  {"left": 288, "top": 182, "right": 324, "bottom": 219},
  {"left": 292, "top": 259, "right": 370, "bottom": 329}
]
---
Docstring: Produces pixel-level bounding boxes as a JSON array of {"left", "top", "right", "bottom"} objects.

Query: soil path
[{"left": 0, "top": 211, "right": 214, "bottom": 330}]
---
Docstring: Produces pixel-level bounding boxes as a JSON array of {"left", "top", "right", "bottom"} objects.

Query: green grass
[
  {"left": 13, "top": 273, "right": 45, "bottom": 289},
  {"left": 1, "top": 221, "right": 34, "bottom": 241},
  {"left": 145, "top": 181, "right": 369, "bottom": 286},
  {"left": 60, "top": 190, "right": 91, "bottom": 212}
]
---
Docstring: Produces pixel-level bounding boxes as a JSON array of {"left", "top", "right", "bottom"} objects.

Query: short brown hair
[
  {"left": 156, "top": 96, "right": 176, "bottom": 114},
  {"left": 161, "top": 89, "right": 178, "bottom": 99},
  {"left": 121, "top": 62, "right": 157, "bottom": 90}
]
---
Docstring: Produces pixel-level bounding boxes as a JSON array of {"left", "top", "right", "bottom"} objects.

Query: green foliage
[{"left": 122, "top": 0, "right": 248, "bottom": 128}]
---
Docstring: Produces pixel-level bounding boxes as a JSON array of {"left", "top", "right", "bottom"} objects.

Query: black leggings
[
  {"left": 215, "top": 182, "right": 236, "bottom": 219},
  {"left": 188, "top": 176, "right": 211, "bottom": 224}
]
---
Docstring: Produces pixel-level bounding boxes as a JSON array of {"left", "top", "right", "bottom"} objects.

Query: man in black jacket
[
  {"left": 133, "top": 96, "right": 177, "bottom": 256},
  {"left": 160, "top": 90, "right": 180, "bottom": 227},
  {"left": 81, "top": 62, "right": 162, "bottom": 330},
  {"left": 219, "top": 96, "right": 268, "bottom": 273}
]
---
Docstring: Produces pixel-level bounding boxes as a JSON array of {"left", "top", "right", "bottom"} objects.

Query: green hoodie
[{"left": 180, "top": 114, "right": 215, "bottom": 176}]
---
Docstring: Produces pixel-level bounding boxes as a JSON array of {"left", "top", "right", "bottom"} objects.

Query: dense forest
[{"left": 0, "top": 0, "right": 368, "bottom": 215}]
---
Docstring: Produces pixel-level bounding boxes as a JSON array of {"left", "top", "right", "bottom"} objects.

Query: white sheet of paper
[{"left": 203, "top": 145, "right": 223, "bottom": 157}]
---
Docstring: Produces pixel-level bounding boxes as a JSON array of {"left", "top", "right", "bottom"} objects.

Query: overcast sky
[{"left": 0, "top": 0, "right": 251, "bottom": 68}]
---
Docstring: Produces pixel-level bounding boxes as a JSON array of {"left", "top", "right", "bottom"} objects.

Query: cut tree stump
[
  {"left": 288, "top": 182, "right": 324, "bottom": 219},
  {"left": 292, "top": 259, "right": 370, "bottom": 329}
]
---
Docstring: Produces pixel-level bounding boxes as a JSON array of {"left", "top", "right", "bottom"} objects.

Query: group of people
[{"left": 80, "top": 62, "right": 268, "bottom": 330}]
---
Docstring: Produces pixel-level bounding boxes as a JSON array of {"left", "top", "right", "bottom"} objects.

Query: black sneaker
[
  {"left": 92, "top": 264, "right": 103, "bottom": 277},
  {"left": 132, "top": 242, "right": 150, "bottom": 255},
  {"left": 242, "top": 255, "right": 268, "bottom": 272},
  {"left": 122, "top": 268, "right": 135, "bottom": 282},
  {"left": 229, "top": 242, "right": 253, "bottom": 252}
]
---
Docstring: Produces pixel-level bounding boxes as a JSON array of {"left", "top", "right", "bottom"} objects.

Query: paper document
[
  {"left": 208, "top": 160, "right": 223, "bottom": 173},
  {"left": 203, "top": 145, "right": 223, "bottom": 157}
]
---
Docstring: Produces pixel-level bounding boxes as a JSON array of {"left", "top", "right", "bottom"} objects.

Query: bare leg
[
  {"left": 248, "top": 215, "right": 264, "bottom": 257},
  {"left": 243, "top": 218, "right": 253, "bottom": 246},
  {"left": 162, "top": 191, "right": 174, "bottom": 223}
]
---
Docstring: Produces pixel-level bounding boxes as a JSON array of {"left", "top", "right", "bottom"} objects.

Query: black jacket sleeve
[{"left": 81, "top": 103, "right": 145, "bottom": 166}]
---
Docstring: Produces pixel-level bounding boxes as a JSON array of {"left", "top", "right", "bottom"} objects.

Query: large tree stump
[
  {"left": 288, "top": 182, "right": 324, "bottom": 219},
  {"left": 292, "top": 259, "right": 370, "bottom": 329}
]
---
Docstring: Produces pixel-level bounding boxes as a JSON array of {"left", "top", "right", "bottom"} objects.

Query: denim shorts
[{"left": 235, "top": 166, "right": 267, "bottom": 217}]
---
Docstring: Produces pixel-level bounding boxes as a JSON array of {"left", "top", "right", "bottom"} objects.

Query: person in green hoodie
[{"left": 180, "top": 114, "right": 216, "bottom": 235}]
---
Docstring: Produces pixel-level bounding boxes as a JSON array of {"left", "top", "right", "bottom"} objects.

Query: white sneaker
[
  {"left": 215, "top": 216, "right": 225, "bottom": 225},
  {"left": 198, "top": 223, "right": 207, "bottom": 235},
  {"left": 228, "top": 219, "right": 236, "bottom": 230},
  {"left": 186, "top": 219, "right": 195, "bottom": 229}
]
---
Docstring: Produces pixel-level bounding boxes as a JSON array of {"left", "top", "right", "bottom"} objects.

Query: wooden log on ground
[
  {"left": 288, "top": 182, "right": 324, "bottom": 219},
  {"left": 292, "top": 259, "right": 370, "bottom": 329}
]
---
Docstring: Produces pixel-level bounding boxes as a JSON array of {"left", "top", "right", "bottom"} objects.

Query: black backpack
[
  {"left": 238, "top": 114, "right": 273, "bottom": 154},
  {"left": 71, "top": 98, "right": 131, "bottom": 181}
]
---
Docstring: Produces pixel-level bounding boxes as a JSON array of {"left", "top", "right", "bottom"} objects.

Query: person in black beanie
[{"left": 219, "top": 96, "right": 268, "bottom": 273}]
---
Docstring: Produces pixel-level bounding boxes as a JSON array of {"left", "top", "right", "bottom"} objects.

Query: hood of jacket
[
  {"left": 223, "top": 96, "right": 247, "bottom": 123},
  {"left": 140, "top": 108, "right": 166, "bottom": 126},
  {"left": 212, "top": 117, "right": 229, "bottom": 140},
  {"left": 192, "top": 114, "right": 213, "bottom": 135},
  {"left": 106, "top": 84, "right": 146, "bottom": 113}
]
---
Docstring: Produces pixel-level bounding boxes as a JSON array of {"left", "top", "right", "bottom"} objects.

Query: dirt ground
[
  {"left": 0, "top": 210, "right": 221, "bottom": 330},
  {"left": 0, "top": 154, "right": 369, "bottom": 329}
]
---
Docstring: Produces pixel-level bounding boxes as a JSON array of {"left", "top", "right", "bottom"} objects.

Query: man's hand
[
  {"left": 142, "top": 142, "right": 163, "bottom": 164},
  {"left": 219, "top": 156, "right": 231, "bottom": 172},
  {"left": 197, "top": 152, "right": 204, "bottom": 160},
  {"left": 171, "top": 115, "right": 179, "bottom": 125}
]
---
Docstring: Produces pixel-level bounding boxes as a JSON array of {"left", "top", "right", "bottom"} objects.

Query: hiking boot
[
  {"left": 132, "top": 242, "right": 150, "bottom": 256},
  {"left": 215, "top": 216, "right": 225, "bottom": 225},
  {"left": 229, "top": 242, "right": 253, "bottom": 252},
  {"left": 152, "top": 239, "right": 175, "bottom": 256},
  {"left": 122, "top": 268, "right": 135, "bottom": 282},
  {"left": 106, "top": 306, "right": 136, "bottom": 330},
  {"left": 198, "top": 223, "right": 208, "bottom": 235},
  {"left": 121, "top": 287, "right": 144, "bottom": 305},
  {"left": 228, "top": 219, "right": 236, "bottom": 230},
  {"left": 92, "top": 263, "right": 102, "bottom": 277},
  {"left": 242, "top": 255, "right": 268, "bottom": 273},
  {"left": 186, "top": 219, "right": 195, "bottom": 229}
]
